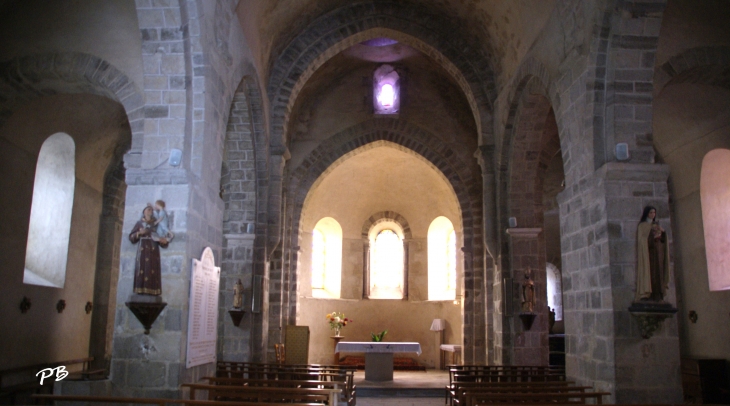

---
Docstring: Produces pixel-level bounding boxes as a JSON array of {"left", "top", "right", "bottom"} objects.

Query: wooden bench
[
  {"left": 201, "top": 377, "right": 355, "bottom": 406},
  {"left": 464, "top": 391, "right": 611, "bottom": 405},
  {"left": 452, "top": 386, "right": 593, "bottom": 406},
  {"left": 446, "top": 380, "right": 578, "bottom": 406},
  {"left": 33, "top": 394, "right": 324, "bottom": 405},
  {"left": 182, "top": 383, "right": 341, "bottom": 405}
]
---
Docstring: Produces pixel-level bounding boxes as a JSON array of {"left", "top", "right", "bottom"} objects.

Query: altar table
[{"left": 335, "top": 342, "right": 422, "bottom": 381}]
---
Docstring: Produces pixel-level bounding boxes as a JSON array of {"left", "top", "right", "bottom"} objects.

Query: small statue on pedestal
[
  {"left": 233, "top": 279, "right": 244, "bottom": 309},
  {"left": 521, "top": 268, "right": 535, "bottom": 313}
]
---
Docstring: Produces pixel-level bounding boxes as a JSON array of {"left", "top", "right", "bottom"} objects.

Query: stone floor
[{"left": 354, "top": 369, "right": 448, "bottom": 388}]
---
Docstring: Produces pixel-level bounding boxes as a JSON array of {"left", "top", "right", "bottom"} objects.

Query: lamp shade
[{"left": 430, "top": 318, "right": 446, "bottom": 331}]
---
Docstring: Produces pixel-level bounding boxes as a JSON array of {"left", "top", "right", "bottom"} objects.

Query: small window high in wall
[
  {"left": 24, "top": 133, "right": 75, "bottom": 288},
  {"left": 311, "top": 217, "right": 342, "bottom": 298},
  {"left": 701, "top": 148, "right": 730, "bottom": 291},
  {"left": 373, "top": 64, "right": 400, "bottom": 114},
  {"left": 428, "top": 216, "right": 457, "bottom": 300}
]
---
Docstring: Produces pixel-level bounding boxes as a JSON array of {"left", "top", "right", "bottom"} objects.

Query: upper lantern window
[
  {"left": 373, "top": 64, "right": 400, "bottom": 114},
  {"left": 701, "top": 148, "right": 730, "bottom": 291}
]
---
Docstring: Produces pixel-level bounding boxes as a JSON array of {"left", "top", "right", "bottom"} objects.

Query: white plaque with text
[{"left": 186, "top": 247, "right": 221, "bottom": 368}]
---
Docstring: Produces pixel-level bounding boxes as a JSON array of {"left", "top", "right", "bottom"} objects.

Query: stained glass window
[{"left": 370, "top": 229, "right": 404, "bottom": 299}]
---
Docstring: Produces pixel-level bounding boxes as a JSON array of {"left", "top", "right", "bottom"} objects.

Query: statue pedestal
[
  {"left": 228, "top": 308, "right": 245, "bottom": 326},
  {"left": 628, "top": 301, "right": 677, "bottom": 339},
  {"left": 125, "top": 295, "right": 166, "bottom": 334}
]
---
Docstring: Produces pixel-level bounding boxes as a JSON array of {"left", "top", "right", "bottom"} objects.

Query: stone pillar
[
  {"left": 558, "top": 162, "right": 681, "bottom": 403},
  {"left": 476, "top": 145, "right": 497, "bottom": 365},
  {"left": 505, "top": 228, "right": 549, "bottom": 366}
]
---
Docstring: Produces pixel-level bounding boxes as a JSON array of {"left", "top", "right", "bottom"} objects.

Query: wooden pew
[
  {"left": 182, "top": 383, "right": 341, "bottom": 405},
  {"left": 200, "top": 377, "right": 355, "bottom": 406},
  {"left": 446, "top": 381, "right": 578, "bottom": 406},
  {"left": 33, "top": 394, "right": 324, "bottom": 405},
  {"left": 464, "top": 391, "right": 611, "bottom": 405},
  {"left": 215, "top": 363, "right": 356, "bottom": 406},
  {"left": 452, "top": 386, "right": 593, "bottom": 406}
]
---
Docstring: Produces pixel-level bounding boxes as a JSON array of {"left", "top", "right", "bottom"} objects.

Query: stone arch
[
  {"left": 218, "top": 74, "right": 269, "bottom": 362},
  {"left": 657, "top": 46, "right": 730, "bottom": 91},
  {"left": 0, "top": 52, "right": 144, "bottom": 163},
  {"left": 286, "top": 118, "right": 485, "bottom": 363},
  {"left": 266, "top": 1, "right": 497, "bottom": 148},
  {"left": 496, "top": 72, "right": 563, "bottom": 366},
  {"left": 361, "top": 211, "right": 413, "bottom": 240}
]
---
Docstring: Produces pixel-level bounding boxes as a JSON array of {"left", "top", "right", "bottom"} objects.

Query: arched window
[
  {"left": 373, "top": 64, "right": 400, "bottom": 114},
  {"left": 701, "top": 148, "right": 730, "bottom": 291},
  {"left": 428, "top": 216, "right": 457, "bottom": 300},
  {"left": 24, "top": 133, "right": 75, "bottom": 288},
  {"left": 546, "top": 263, "right": 563, "bottom": 320},
  {"left": 369, "top": 224, "right": 405, "bottom": 299},
  {"left": 311, "top": 217, "right": 342, "bottom": 298}
]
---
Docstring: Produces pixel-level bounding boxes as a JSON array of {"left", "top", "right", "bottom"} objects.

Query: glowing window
[
  {"left": 24, "top": 133, "right": 76, "bottom": 288},
  {"left": 428, "top": 216, "right": 457, "bottom": 300},
  {"left": 370, "top": 229, "right": 404, "bottom": 299},
  {"left": 701, "top": 148, "right": 730, "bottom": 291},
  {"left": 311, "top": 217, "right": 342, "bottom": 298},
  {"left": 378, "top": 84, "right": 395, "bottom": 107},
  {"left": 546, "top": 263, "right": 563, "bottom": 320},
  {"left": 373, "top": 64, "right": 400, "bottom": 114}
]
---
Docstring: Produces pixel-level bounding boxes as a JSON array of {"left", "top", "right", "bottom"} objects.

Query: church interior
[{"left": 1, "top": 0, "right": 729, "bottom": 404}]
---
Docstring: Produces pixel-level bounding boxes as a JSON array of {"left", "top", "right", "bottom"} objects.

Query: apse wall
[{"left": 297, "top": 145, "right": 463, "bottom": 367}]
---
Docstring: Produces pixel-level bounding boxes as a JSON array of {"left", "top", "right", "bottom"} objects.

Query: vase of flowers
[{"left": 326, "top": 311, "right": 351, "bottom": 336}]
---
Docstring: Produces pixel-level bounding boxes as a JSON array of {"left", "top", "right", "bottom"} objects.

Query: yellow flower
[{"left": 326, "top": 313, "right": 331, "bottom": 318}]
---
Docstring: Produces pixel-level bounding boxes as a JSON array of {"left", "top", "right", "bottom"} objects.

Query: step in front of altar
[{"left": 339, "top": 356, "right": 426, "bottom": 371}]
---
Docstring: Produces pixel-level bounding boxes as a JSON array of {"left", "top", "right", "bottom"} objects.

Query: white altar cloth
[{"left": 335, "top": 341, "right": 422, "bottom": 355}]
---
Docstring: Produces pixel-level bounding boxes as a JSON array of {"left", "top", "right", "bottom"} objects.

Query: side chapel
[{"left": 0, "top": 0, "right": 729, "bottom": 404}]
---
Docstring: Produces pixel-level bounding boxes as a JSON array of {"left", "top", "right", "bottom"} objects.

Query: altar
[{"left": 335, "top": 342, "right": 422, "bottom": 381}]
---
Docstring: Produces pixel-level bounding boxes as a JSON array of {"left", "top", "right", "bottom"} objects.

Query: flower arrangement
[
  {"left": 326, "top": 311, "right": 351, "bottom": 335},
  {"left": 371, "top": 330, "right": 387, "bottom": 342}
]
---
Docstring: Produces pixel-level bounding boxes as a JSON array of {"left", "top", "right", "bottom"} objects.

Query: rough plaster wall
[
  {"left": 654, "top": 83, "right": 730, "bottom": 359},
  {"left": 298, "top": 145, "right": 462, "bottom": 367},
  {"left": 653, "top": 0, "right": 730, "bottom": 361},
  {"left": 0, "top": 94, "right": 129, "bottom": 369},
  {"left": 0, "top": 0, "right": 144, "bottom": 90}
]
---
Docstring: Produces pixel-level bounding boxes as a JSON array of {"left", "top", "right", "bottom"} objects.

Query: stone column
[
  {"left": 505, "top": 228, "right": 548, "bottom": 366},
  {"left": 476, "top": 145, "right": 497, "bottom": 365},
  {"left": 558, "top": 162, "right": 681, "bottom": 403}
]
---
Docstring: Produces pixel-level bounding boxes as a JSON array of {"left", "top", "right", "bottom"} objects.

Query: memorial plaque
[{"left": 186, "top": 247, "right": 221, "bottom": 368}]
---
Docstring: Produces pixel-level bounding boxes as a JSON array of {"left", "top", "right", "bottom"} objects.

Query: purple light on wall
[{"left": 373, "top": 64, "right": 400, "bottom": 114}]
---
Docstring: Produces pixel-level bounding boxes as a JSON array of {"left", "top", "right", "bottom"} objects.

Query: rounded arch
[
  {"left": 0, "top": 52, "right": 144, "bottom": 164},
  {"left": 362, "top": 211, "right": 413, "bottom": 240},
  {"left": 657, "top": 46, "right": 730, "bottom": 92},
  {"left": 266, "top": 2, "right": 497, "bottom": 148},
  {"left": 285, "top": 117, "right": 485, "bottom": 362}
]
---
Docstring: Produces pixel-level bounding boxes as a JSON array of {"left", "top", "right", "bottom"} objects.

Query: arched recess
[
  {"left": 285, "top": 118, "right": 486, "bottom": 363},
  {"left": 218, "top": 75, "right": 268, "bottom": 362},
  {"left": 0, "top": 53, "right": 140, "bottom": 369},
  {"left": 497, "top": 73, "right": 564, "bottom": 366}
]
